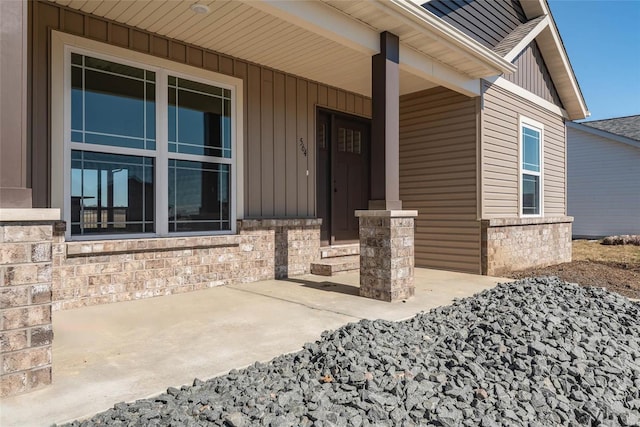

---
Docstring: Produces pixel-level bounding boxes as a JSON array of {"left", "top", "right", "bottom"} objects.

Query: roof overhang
[
  {"left": 369, "top": 0, "right": 517, "bottom": 76},
  {"left": 252, "top": 0, "right": 517, "bottom": 97},
  {"left": 567, "top": 122, "right": 640, "bottom": 149},
  {"left": 49, "top": 0, "right": 519, "bottom": 99},
  {"left": 519, "top": 0, "right": 589, "bottom": 120}
]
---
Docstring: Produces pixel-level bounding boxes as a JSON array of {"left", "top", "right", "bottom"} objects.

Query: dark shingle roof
[
  {"left": 493, "top": 15, "right": 546, "bottom": 57},
  {"left": 582, "top": 115, "right": 640, "bottom": 142}
]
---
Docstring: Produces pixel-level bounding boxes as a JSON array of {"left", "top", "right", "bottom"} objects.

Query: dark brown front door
[{"left": 317, "top": 110, "right": 370, "bottom": 245}]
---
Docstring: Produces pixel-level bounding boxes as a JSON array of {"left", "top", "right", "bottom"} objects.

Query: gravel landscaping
[{"left": 60, "top": 277, "right": 640, "bottom": 426}]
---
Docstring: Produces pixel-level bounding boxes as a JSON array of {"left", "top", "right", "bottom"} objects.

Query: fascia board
[
  {"left": 485, "top": 75, "right": 569, "bottom": 119},
  {"left": 536, "top": 26, "right": 588, "bottom": 120},
  {"left": 520, "top": 0, "right": 546, "bottom": 20},
  {"left": 252, "top": 0, "right": 482, "bottom": 97},
  {"left": 520, "top": 0, "right": 588, "bottom": 120},
  {"left": 250, "top": 0, "right": 379, "bottom": 56},
  {"left": 375, "top": 0, "right": 517, "bottom": 76},
  {"left": 400, "top": 45, "right": 481, "bottom": 97},
  {"left": 567, "top": 121, "right": 640, "bottom": 149}
]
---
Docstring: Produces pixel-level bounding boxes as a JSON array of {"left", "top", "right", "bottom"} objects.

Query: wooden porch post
[
  {"left": 356, "top": 31, "right": 416, "bottom": 302},
  {"left": 0, "top": 0, "right": 32, "bottom": 208},
  {"left": 370, "top": 31, "right": 401, "bottom": 210}
]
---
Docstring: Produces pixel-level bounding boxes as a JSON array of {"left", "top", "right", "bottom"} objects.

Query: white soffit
[{"left": 50, "top": 0, "right": 491, "bottom": 97}]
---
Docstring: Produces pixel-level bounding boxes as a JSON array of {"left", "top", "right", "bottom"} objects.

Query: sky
[{"left": 547, "top": 0, "right": 640, "bottom": 121}]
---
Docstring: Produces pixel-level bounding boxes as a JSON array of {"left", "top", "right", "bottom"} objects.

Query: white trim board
[
  {"left": 250, "top": 0, "right": 491, "bottom": 97},
  {"left": 484, "top": 76, "right": 569, "bottom": 119},
  {"left": 518, "top": 115, "right": 545, "bottom": 218},
  {"left": 51, "top": 30, "right": 245, "bottom": 240},
  {"left": 503, "top": 15, "right": 550, "bottom": 63},
  {"left": 520, "top": 0, "right": 588, "bottom": 119}
]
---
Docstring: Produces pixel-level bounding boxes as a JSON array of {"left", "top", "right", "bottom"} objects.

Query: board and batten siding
[
  {"left": 399, "top": 87, "right": 481, "bottom": 274},
  {"left": 568, "top": 127, "right": 640, "bottom": 237},
  {"left": 29, "top": 1, "right": 371, "bottom": 217},
  {"left": 504, "top": 41, "right": 563, "bottom": 107},
  {"left": 481, "top": 81, "right": 566, "bottom": 218},
  {"left": 424, "top": 0, "right": 526, "bottom": 49}
]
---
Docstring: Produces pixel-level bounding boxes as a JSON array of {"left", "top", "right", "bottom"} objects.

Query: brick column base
[
  {"left": 355, "top": 210, "right": 417, "bottom": 302},
  {"left": 0, "top": 209, "right": 59, "bottom": 397}
]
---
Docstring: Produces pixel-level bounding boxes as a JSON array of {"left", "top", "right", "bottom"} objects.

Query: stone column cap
[
  {"left": 0, "top": 208, "right": 61, "bottom": 222},
  {"left": 355, "top": 209, "right": 418, "bottom": 218}
]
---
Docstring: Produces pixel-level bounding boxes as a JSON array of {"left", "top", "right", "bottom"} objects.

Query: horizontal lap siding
[
  {"left": 400, "top": 87, "right": 480, "bottom": 274},
  {"left": 29, "top": 1, "right": 372, "bottom": 217},
  {"left": 568, "top": 128, "right": 640, "bottom": 237},
  {"left": 481, "top": 82, "right": 566, "bottom": 218}
]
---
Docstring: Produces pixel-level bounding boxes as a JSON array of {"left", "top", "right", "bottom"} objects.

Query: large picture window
[
  {"left": 520, "top": 118, "right": 543, "bottom": 216},
  {"left": 68, "top": 51, "right": 235, "bottom": 238}
]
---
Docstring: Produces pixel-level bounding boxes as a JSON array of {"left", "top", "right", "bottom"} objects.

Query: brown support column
[
  {"left": 370, "top": 31, "right": 401, "bottom": 210},
  {"left": 369, "top": 31, "right": 402, "bottom": 209},
  {"left": 357, "top": 32, "right": 416, "bottom": 302},
  {"left": 0, "top": 0, "right": 32, "bottom": 208}
]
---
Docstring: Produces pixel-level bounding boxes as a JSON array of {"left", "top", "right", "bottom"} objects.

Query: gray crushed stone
[{"left": 59, "top": 277, "right": 640, "bottom": 426}]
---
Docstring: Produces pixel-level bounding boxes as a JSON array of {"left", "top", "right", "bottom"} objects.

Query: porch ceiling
[{"left": 50, "top": 0, "right": 508, "bottom": 97}]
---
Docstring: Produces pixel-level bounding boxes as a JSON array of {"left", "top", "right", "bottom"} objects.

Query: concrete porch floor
[{"left": 1, "top": 268, "right": 508, "bottom": 427}]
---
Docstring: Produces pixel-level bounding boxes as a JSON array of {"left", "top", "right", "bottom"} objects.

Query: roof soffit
[{"left": 252, "top": 0, "right": 504, "bottom": 96}]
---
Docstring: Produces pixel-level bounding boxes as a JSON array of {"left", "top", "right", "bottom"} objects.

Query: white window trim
[
  {"left": 51, "top": 31, "right": 244, "bottom": 240},
  {"left": 519, "top": 115, "right": 544, "bottom": 218}
]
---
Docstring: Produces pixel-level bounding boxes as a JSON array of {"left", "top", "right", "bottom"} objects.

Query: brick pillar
[
  {"left": 0, "top": 209, "right": 59, "bottom": 397},
  {"left": 355, "top": 210, "right": 417, "bottom": 302}
]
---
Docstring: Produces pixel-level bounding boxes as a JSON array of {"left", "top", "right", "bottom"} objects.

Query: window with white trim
[
  {"left": 69, "top": 51, "right": 234, "bottom": 237},
  {"left": 520, "top": 118, "right": 543, "bottom": 216}
]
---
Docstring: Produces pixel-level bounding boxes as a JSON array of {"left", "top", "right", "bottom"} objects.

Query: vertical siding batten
[
  {"left": 505, "top": 41, "right": 563, "bottom": 107},
  {"left": 247, "top": 64, "right": 262, "bottom": 217},
  {"left": 29, "top": 0, "right": 373, "bottom": 219},
  {"left": 260, "top": 67, "right": 274, "bottom": 217},
  {"left": 296, "top": 78, "right": 308, "bottom": 217},
  {"left": 285, "top": 75, "right": 298, "bottom": 216},
  {"left": 307, "top": 82, "right": 318, "bottom": 216},
  {"left": 273, "top": 71, "right": 286, "bottom": 217}
]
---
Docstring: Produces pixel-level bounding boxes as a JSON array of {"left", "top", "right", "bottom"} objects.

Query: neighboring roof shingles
[
  {"left": 493, "top": 15, "right": 546, "bottom": 57},
  {"left": 582, "top": 115, "right": 640, "bottom": 142}
]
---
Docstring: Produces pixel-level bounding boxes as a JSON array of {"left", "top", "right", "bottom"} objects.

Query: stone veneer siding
[
  {"left": 52, "top": 219, "right": 320, "bottom": 311},
  {"left": 356, "top": 211, "right": 417, "bottom": 302},
  {"left": 481, "top": 217, "right": 573, "bottom": 276},
  {"left": 1, "top": 221, "right": 57, "bottom": 397}
]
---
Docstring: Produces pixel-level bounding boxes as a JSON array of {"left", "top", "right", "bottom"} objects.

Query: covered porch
[
  {"left": 0, "top": 0, "right": 518, "bottom": 399},
  {"left": 0, "top": 268, "right": 507, "bottom": 427}
]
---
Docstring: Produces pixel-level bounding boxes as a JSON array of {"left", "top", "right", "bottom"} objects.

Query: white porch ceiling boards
[{"left": 49, "top": 0, "right": 507, "bottom": 97}]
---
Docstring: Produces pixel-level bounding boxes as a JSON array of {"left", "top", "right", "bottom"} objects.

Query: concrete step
[
  {"left": 311, "top": 255, "right": 360, "bottom": 276},
  {"left": 320, "top": 244, "right": 360, "bottom": 259}
]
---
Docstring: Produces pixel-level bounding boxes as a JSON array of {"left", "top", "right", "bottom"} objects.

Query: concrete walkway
[{"left": 1, "top": 269, "right": 507, "bottom": 427}]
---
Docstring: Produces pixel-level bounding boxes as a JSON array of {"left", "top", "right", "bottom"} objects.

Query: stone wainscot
[
  {"left": 481, "top": 216, "right": 573, "bottom": 276},
  {"left": 52, "top": 219, "right": 320, "bottom": 310}
]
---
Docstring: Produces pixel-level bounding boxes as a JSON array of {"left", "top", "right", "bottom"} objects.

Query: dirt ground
[{"left": 509, "top": 240, "right": 640, "bottom": 299}]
